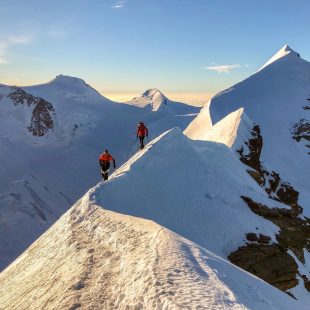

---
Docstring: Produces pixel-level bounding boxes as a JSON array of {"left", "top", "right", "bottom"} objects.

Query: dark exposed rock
[
  {"left": 258, "top": 234, "right": 272, "bottom": 244},
  {"left": 247, "top": 170, "right": 264, "bottom": 186},
  {"left": 228, "top": 243, "right": 298, "bottom": 291},
  {"left": 246, "top": 233, "right": 258, "bottom": 242},
  {"left": 246, "top": 233, "right": 271, "bottom": 244},
  {"left": 237, "top": 125, "right": 302, "bottom": 210},
  {"left": 276, "top": 183, "right": 300, "bottom": 211},
  {"left": 232, "top": 124, "right": 310, "bottom": 296},
  {"left": 6, "top": 87, "right": 55, "bottom": 137},
  {"left": 27, "top": 98, "right": 55, "bottom": 137},
  {"left": 237, "top": 125, "right": 263, "bottom": 173},
  {"left": 266, "top": 171, "right": 280, "bottom": 195},
  {"left": 241, "top": 196, "right": 310, "bottom": 264},
  {"left": 8, "top": 87, "right": 36, "bottom": 106},
  {"left": 292, "top": 119, "right": 310, "bottom": 142},
  {"left": 301, "top": 274, "right": 310, "bottom": 292}
]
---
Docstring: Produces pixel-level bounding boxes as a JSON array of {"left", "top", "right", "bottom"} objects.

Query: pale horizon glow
[
  {"left": 0, "top": 1, "right": 310, "bottom": 97},
  {"left": 105, "top": 92, "right": 213, "bottom": 106}
]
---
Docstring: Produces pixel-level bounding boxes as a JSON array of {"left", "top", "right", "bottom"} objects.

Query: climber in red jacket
[
  {"left": 137, "top": 122, "right": 148, "bottom": 150},
  {"left": 99, "top": 150, "right": 116, "bottom": 181}
]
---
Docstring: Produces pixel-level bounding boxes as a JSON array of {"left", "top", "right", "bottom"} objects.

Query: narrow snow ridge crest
[
  {"left": 259, "top": 44, "right": 300, "bottom": 71},
  {"left": 113, "top": 127, "right": 186, "bottom": 177},
  {"left": 50, "top": 74, "right": 89, "bottom": 87},
  {"left": 142, "top": 88, "right": 165, "bottom": 98}
]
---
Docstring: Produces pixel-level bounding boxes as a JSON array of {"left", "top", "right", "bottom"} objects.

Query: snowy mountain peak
[
  {"left": 141, "top": 88, "right": 168, "bottom": 111},
  {"left": 142, "top": 88, "right": 166, "bottom": 99},
  {"left": 51, "top": 74, "right": 88, "bottom": 86},
  {"left": 24, "top": 74, "right": 110, "bottom": 105},
  {"left": 126, "top": 88, "right": 169, "bottom": 111},
  {"left": 259, "top": 44, "right": 301, "bottom": 71}
]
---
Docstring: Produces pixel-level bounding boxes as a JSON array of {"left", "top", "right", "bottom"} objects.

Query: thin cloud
[
  {"left": 48, "top": 27, "right": 68, "bottom": 39},
  {"left": 8, "top": 35, "right": 31, "bottom": 44},
  {"left": 0, "top": 34, "right": 32, "bottom": 65},
  {"left": 204, "top": 64, "right": 240, "bottom": 73},
  {"left": 0, "top": 42, "right": 9, "bottom": 64},
  {"left": 112, "top": 0, "right": 126, "bottom": 9}
]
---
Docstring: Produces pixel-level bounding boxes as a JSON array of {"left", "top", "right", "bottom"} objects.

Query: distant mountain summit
[
  {"left": 259, "top": 44, "right": 301, "bottom": 71},
  {"left": 127, "top": 88, "right": 199, "bottom": 116},
  {"left": 185, "top": 45, "right": 310, "bottom": 301},
  {"left": 24, "top": 74, "right": 109, "bottom": 104},
  {"left": 127, "top": 88, "right": 168, "bottom": 111}
]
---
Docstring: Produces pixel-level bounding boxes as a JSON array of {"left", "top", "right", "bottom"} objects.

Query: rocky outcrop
[
  {"left": 237, "top": 125, "right": 263, "bottom": 173},
  {"left": 246, "top": 232, "right": 271, "bottom": 244},
  {"left": 292, "top": 119, "right": 310, "bottom": 142},
  {"left": 8, "top": 87, "right": 37, "bottom": 106},
  {"left": 241, "top": 196, "right": 310, "bottom": 263},
  {"left": 294, "top": 97, "right": 310, "bottom": 153},
  {"left": 229, "top": 243, "right": 298, "bottom": 292},
  {"left": 229, "top": 196, "right": 310, "bottom": 295},
  {"left": 237, "top": 125, "right": 301, "bottom": 210},
  {"left": 27, "top": 98, "right": 55, "bottom": 137},
  {"left": 232, "top": 124, "right": 310, "bottom": 296},
  {"left": 7, "top": 87, "right": 55, "bottom": 137}
]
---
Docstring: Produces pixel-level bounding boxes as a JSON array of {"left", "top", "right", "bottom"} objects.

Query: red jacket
[
  {"left": 137, "top": 124, "right": 148, "bottom": 137},
  {"left": 99, "top": 153, "right": 116, "bottom": 168}
]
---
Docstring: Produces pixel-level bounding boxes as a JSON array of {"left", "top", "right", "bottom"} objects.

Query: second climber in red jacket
[
  {"left": 99, "top": 149, "right": 116, "bottom": 181},
  {"left": 137, "top": 122, "right": 148, "bottom": 150}
]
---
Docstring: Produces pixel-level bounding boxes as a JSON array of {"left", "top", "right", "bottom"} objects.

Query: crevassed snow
[{"left": 0, "top": 183, "right": 305, "bottom": 310}]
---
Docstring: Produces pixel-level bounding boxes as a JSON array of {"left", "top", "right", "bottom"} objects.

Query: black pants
[
  {"left": 139, "top": 135, "right": 145, "bottom": 149},
  {"left": 100, "top": 162, "right": 110, "bottom": 180}
]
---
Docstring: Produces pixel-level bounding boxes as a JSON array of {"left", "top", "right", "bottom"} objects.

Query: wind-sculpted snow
[{"left": 0, "top": 184, "right": 306, "bottom": 309}]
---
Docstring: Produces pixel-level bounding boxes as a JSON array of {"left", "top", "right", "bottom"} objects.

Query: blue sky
[{"left": 1, "top": 0, "right": 310, "bottom": 101}]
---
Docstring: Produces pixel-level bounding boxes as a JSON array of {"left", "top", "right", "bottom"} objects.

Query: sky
[{"left": 0, "top": 0, "right": 310, "bottom": 104}]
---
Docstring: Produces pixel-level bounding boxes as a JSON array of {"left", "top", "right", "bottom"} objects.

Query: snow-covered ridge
[
  {"left": 186, "top": 107, "right": 254, "bottom": 150},
  {"left": 24, "top": 74, "right": 109, "bottom": 104},
  {"left": 0, "top": 75, "right": 199, "bottom": 271},
  {"left": 0, "top": 128, "right": 307, "bottom": 309},
  {"left": 185, "top": 44, "right": 310, "bottom": 303},
  {"left": 259, "top": 44, "right": 300, "bottom": 71}
]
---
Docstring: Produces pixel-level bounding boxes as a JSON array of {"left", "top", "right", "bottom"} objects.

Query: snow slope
[
  {"left": 208, "top": 45, "right": 310, "bottom": 197},
  {"left": 0, "top": 76, "right": 199, "bottom": 270},
  {"left": 186, "top": 45, "right": 310, "bottom": 207},
  {"left": 0, "top": 131, "right": 306, "bottom": 309},
  {"left": 184, "top": 45, "right": 310, "bottom": 303}
]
